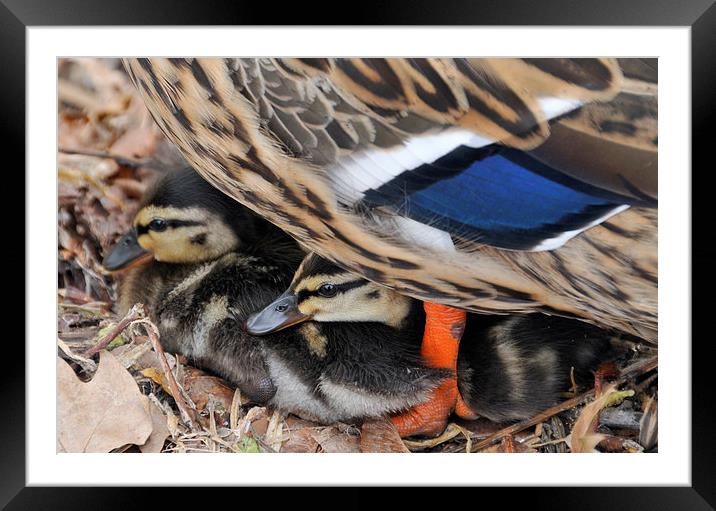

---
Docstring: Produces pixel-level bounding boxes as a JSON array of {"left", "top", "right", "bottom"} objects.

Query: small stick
[
  {"left": 569, "top": 366, "right": 578, "bottom": 395},
  {"left": 402, "top": 423, "right": 462, "bottom": 451},
  {"left": 58, "top": 147, "right": 150, "bottom": 169},
  {"left": 136, "top": 318, "right": 199, "bottom": 430},
  {"left": 530, "top": 438, "right": 569, "bottom": 449},
  {"left": 472, "top": 356, "right": 657, "bottom": 452},
  {"left": 82, "top": 303, "right": 145, "bottom": 357},
  {"left": 229, "top": 388, "right": 243, "bottom": 432},
  {"left": 453, "top": 423, "right": 473, "bottom": 453}
]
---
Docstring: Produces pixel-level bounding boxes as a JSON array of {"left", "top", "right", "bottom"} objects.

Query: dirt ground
[{"left": 56, "top": 58, "right": 658, "bottom": 454}]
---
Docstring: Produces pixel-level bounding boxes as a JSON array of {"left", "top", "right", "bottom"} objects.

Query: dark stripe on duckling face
[
  {"left": 133, "top": 204, "right": 240, "bottom": 264},
  {"left": 245, "top": 280, "right": 370, "bottom": 336},
  {"left": 295, "top": 279, "right": 368, "bottom": 303},
  {"left": 136, "top": 219, "right": 205, "bottom": 236},
  {"left": 289, "top": 253, "right": 414, "bottom": 327}
]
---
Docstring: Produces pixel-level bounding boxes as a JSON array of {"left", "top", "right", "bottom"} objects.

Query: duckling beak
[
  {"left": 102, "top": 228, "right": 151, "bottom": 271},
  {"left": 246, "top": 291, "right": 309, "bottom": 335}
]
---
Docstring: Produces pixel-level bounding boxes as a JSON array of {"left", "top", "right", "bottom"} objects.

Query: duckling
[
  {"left": 244, "top": 254, "right": 449, "bottom": 423},
  {"left": 103, "top": 166, "right": 305, "bottom": 402},
  {"left": 248, "top": 253, "right": 620, "bottom": 427},
  {"left": 455, "top": 314, "right": 616, "bottom": 422}
]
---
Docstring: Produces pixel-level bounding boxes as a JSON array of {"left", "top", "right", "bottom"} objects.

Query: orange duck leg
[{"left": 391, "top": 302, "right": 471, "bottom": 437}]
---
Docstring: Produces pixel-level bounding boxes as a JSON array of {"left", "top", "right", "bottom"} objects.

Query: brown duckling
[
  {"left": 248, "top": 253, "right": 619, "bottom": 426},
  {"left": 103, "top": 166, "right": 305, "bottom": 401}
]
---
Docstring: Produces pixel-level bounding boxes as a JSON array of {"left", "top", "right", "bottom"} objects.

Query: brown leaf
[
  {"left": 112, "top": 178, "right": 147, "bottom": 199},
  {"left": 360, "top": 419, "right": 410, "bottom": 453},
  {"left": 139, "top": 399, "right": 171, "bottom": 453},
  {"left": 57, "top": 352, "right": 153, "bottom": 452},
  {"left": 180, "top": 366, "right": 236, "bottom": 412},
  {"left": 597, "top": 434, "right": 644, "bottom": 453},
  {"left": 569, "top": 384, "right": 635, "bottom": 453},
  {"left": 311, "top": 426, "right": 360, "bottom": 453},
  {"left": 141, "top": 367, "right": 173, "bottom": 395},
  {"left": 280, "top": 427, "right": 320, "bottom": 453},
  {"left": 478, "top": 440, "right": 538, "bottom": 453},
  {"left": 109, "top": 116, "right": 160, "bottom": 159}
]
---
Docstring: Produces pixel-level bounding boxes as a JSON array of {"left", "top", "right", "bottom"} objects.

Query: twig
[
  {"left": 230, "top": 388, "right": 243, "bottom": 432},
  {"left": 58, "top": 146, "right": 151, "bottom": 169},
  {"left": 135, "top": 318, "right": 199, "bottom": 430},
  {"left": 402, "top": 423, "right": 462, "bottom": 451},
  {"left": 82, "top": 303, "right": 145, "bottom": 357},
  {"left": 530, "top": 437, "right": 569, "bottom": 449},
  {"left": 454, "top": 423, "right": 473, "bottom": 453},
  {"left": 472, "top": 355, "right": 657, "bottom": 452},
  {"left": 57, "top": 338, "right": 97, "bottom": 374},
  {"left": 569, "top": 366, "right": 578, "bottom": 395}
]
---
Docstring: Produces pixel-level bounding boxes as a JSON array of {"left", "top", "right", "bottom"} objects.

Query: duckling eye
[
  {"left": 318, "top": 284, "right": 337, "bottom": 297},
  {"left": 148, "top": 218, "right": 168, "bottom": 232}
]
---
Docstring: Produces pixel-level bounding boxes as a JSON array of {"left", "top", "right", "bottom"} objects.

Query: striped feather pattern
[{"left": 123, "top": 58, "right": 657, "bottom": 342}]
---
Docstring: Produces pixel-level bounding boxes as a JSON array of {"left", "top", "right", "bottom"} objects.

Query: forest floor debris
[{"left": 56, "top": 58, "right": 658, "bottom": 454}]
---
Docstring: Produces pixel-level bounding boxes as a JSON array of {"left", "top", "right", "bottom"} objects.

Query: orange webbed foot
[{"left": 391, "top": 302, "right": 468, "bottom": 438}]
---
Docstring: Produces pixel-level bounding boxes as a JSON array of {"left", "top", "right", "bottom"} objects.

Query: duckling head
[
  {"left": 103, "top": 167, "right": 270, "bottom": 270},
  {"left": 246, "top": 253, "right": 412, "bottom": 335}
]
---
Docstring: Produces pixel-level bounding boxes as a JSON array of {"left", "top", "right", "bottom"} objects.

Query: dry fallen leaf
[
  {"left": 360, "top": 419, "right": 410, "bottom": 453},
  {"left": 477, "top": 440, "right": 538, "bottom": 453},
  {"left": 141, "top": 367, "right": 173, "bottom": 396},
  {"left": 639, "top": 396, "right": 658, "bottom": 451},
  {"left": 57, "top": 352, "right": 153, "bottom": 453},
  {"left": 181, "top": 366, "right": 236, "bottom": 412},
  {"left": 311, "top": 425, "right": 361, "bottom": 453},
  {"left": 109, "top": 113, "right": 161, "bottom": 159},
  {"left": 568, "top": 384, "right": 635, "bottom": 453},
  {"left": 281, "top": 427, "right": 320, "bottom": 453},
  {"left": 139, "top": 398, "right": 171, "bottom": 453}
]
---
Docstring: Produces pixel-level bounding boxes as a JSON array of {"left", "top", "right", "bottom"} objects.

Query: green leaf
[{"left": 238, "top": 437, "right": 260, "bottom": 453}]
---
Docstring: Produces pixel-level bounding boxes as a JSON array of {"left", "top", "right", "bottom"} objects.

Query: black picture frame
[{"left": 6, "top": 0, "right": 712, "bottom": 508}]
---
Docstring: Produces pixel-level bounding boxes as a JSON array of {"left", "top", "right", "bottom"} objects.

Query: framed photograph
[{"left": 7, "top": 0, "right": 711, "bottom": 507}]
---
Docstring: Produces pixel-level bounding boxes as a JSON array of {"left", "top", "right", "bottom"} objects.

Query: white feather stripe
[
  {"left": 379, "top": 142, "right": 425, "bottom": 171},
  {"left": 349, "top": 150, "right": 404, "bottom": 190},
  {"left": 332, "top": 153, "right": 395, "bottom": 200},
  {"left": 361, "top": 146, "right": 419, "bottom": 184},
  {"left": 401, "top": 129, "right": 490, "bottom": 162},
  {"left": 391, "top": 204, "right": 628, "bottom": 255},
  {"left": 531, "top": 205, "right": 630, "bottom": 251},
  {"left": 330, "top": 129, "right": 495, "bottom": 200}
]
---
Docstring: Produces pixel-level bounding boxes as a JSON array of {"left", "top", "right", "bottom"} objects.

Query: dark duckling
[
  {"left": 248, "top": 253, "right": 619, "bottom": 424},
  {"left": 103, "top": 166, "right": 305, "bottom": 401}
]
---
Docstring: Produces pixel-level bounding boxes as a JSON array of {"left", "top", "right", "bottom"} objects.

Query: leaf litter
[
  {"left": 57, "top": 352, "right": 153, "bottom": 453},
  {"left": 56, "top": 58, "right": 659, "bottom": 454}
]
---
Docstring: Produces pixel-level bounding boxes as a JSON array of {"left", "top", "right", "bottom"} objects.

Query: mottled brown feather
[{"left": 124, "top": 57, "right": 657, "bottom": 343}]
